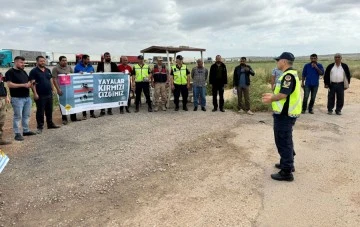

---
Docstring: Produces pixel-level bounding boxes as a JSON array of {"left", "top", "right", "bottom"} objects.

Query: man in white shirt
[{"left": 324, "top": 53, "right": 351, "bottom": 115}]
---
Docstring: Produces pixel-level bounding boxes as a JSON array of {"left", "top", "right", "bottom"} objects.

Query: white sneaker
[
  {"left": 247, "top": 110, "right": 254, "bottom": 115},
  {"left": 238, "top": 109, "right": 244, "bottom": 113}
]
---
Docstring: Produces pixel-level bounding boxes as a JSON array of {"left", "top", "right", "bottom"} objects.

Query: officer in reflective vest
[
  {"left": 262, "top": 52, "right": 301, "bottom": 182},
  {"left": 170, "top": 55, "right": 190, "bottom": 111},
  {"left": 131, "top": 55, "right": 152, "bottom": 112}
]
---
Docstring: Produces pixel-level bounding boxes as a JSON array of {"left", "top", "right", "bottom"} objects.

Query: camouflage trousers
[
  {"left": 154, "top": 83, "right": 168, "bottom": 107},
  {"left": 0, "top": 98, "right": 6, "bottom": 140}
]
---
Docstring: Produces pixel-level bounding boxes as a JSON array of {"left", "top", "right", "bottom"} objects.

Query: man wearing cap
[
  {"left": 262, "top": 52, "right": 301, "bottom": 182},
  {"left": 151, "top": 56, "right": 169, "bottom": 112},
  {"left": 170, "top": 55, "right": 190, "bottom": 111},
  {"left": 324, "top": 53, "right": 351, "bottom": 115},
  {"left": 191, "top": 59, "right": 208, "bottom": 111},
  {"left": 132, "top": 55, "right": 152, "bottom": 112},
  {"left": 209, "top": 55, "right": 227, "bottom": 112},
  {"left": 118, "top": 56, "right": 132, "bottom": 114}
]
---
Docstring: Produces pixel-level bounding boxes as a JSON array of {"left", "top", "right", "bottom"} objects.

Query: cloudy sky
[{"left": 1, "top": 0, "right": 359, "bottom": 58}]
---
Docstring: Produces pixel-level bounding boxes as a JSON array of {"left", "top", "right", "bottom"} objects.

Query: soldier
[{"left": 151, "top": 56, "right": 169, "bottom": 112}]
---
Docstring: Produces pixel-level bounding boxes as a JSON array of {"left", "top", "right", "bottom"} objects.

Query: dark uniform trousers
[
  {"left": 173, "top": 84, "right": 188, "bottom": 108},
  {"left": 273, "top": 114, "right": 296, "bottom": 172},
  {"left": 35, "top": 95, "right": 54, "bottom": 129},
  {"left": 327, "top": 82, "right": 344, "bottom": 112},
  {"left": 135, "top": 82, "right": 151, "bottom": 107},
  {"left": 212, "top": 85, "right": 224, "bottom": 110}
]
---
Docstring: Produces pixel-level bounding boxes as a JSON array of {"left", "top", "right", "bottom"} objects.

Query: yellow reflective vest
[
  {"left": 272, "top": 69, "right": 302, "bottom": 117},
  {"left": 133, "top": 64, "right": 150, "bottom": 82},
  {"left": 172, "top": 64, "right": 188, "bottom": 85}
]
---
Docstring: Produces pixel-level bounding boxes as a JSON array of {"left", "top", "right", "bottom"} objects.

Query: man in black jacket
[
  {"left": 97, "top": 52, "right": 119, "bottom": 116},
  {"left": 324, "top": 53, "right": 351, "bottom": 115},
  {"left": 233, "top": 57, "right": 255, "bottom": 115},
  {"left": 209, "top": 55, "right": 227, "bottom": 112}
]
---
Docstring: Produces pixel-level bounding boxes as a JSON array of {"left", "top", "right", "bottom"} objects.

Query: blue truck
[{"left": 0, "top": 49, "right": 46, "bottom": 67}]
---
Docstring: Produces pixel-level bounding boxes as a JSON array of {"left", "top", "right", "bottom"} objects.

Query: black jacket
[
  {"left": 96, "top": 62, "right": 119, "bottom": 73},
  {"left": 233, "top": 64, "right": 255, "bottom": 87},
  {"left": 209, "top": 62, "right": 227, "bottom": 85},
  {"left": 324, "top": 62, "right": 351, "bottom": 86}
]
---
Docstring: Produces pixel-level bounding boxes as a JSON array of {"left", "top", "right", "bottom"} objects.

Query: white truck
[{"left": 46, "top": 52, "right": 76, "bottom": 65}]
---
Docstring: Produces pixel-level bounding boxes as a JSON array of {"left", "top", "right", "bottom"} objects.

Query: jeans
[
  {"left": 273, "top": 114, "right": 297, "bottom": 172},
  {"left": 174, "top": 84, "right": 188, "bottom": 108},
  {"left": 212, "top": 85, "right": 224, "bottom": 110},
  {"left": 302, "top": 85, "right": 318, "bottom": 112},
  {"left": 10, "top": 97, "right": 32, "bottom": 134},
  {"left": 237, "top": 86, "right": 250, "bottom": 111},
  {"left": 193, "top": 86, "right": 206, "bottom": 107},
  {"left": 35, "top": 95, "right": 54, "bottom": 129},
  {"left": 327, "top": 83, "right": 344, "bottom": 112}
]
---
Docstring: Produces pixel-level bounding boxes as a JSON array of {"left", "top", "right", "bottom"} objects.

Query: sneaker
[
  {"left": 71, "top": 118, "right": 82, "bottom": 122},
  {"left": 14, "top": 133, "right": 24, "bottom": 141},
  {"left": 120, "top": 109, "right": 124, "bottom": 114},
  {"left": 212, "top": 108, "right": 217, "bottom": 112},
  {"left": 175, "top": 107, "right": 179, "bottom": 111},
  {"left": 238, "top": 109, "right": 244, "bottom": 113},
  {"left": 301, "top": 110, "right": 306, "bottom": 114},
  {"left": 90, "top": 114, "right": 98, "bottom": 118},
  {"left": 327, "top": 111, "right": 333, "bottom": 115},
  {"left": 162, "top": 106, "right": 167, "bottom": 111},
  {"left": 36, "top": 129, "right": 43, "bottom": 134},
  {"left": 154, "top": 106, "right": 159, "bottom": 112},
  {"left": 23, "top": 131, "right": 36, "bottom": 136},
  {"left": 100, "top": 111, "right": 106, "bottom": 117},
  {"left": 148, "top": 107, "right": 153, "bottom": 112},
  {"left": 62, "top": 120, "right": 68, "bottom": 125},
  {"left": 82, "top": 115, "right": 87, "bottom": 120},
  {"left": 183, "top": 106, "right": 188, "bottom": 111},
  {"left": 0, "top": 140, "right": 12, "bottom": 145},
  {"left": 125, "top": 107, "right": 131, "bottom": 113},
  {"left": 107, "top": 111, "right": 113, "bottom": 115},
  {"left": 271, "top": 170, "right": 294, "bottom": 182},
  {"left": 135, "top": 106, "right": 140, "bottom": 113},
  {"left": 220, "top": 109, "right": 225, "bottom": 112},
  {"left": 193, "top": 107, "right": 198, "bottom": 111},
  {"left": 201, "top": 107, "right": 206, "bottom": 111},
  {"left": 336, "top": 111, "right": 342, "bottom": 115},
  {"left": 247, "top": 110, "right": 254, "bottom": 115},
  {"left": 309, "top": 110, "right": 314, "bottom": 114},
  {"left": 275, "top": 163, "right": 295, "bottom": 172}
]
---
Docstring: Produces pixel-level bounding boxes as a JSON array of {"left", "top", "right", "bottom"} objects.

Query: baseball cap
[
  {"left": 274, "top": 52, "right": 295, "bottom": 61},
  {"left": 176, "top": 55, "right": 183, "bottom": 60},
  {"left": 157, "top": 56, "right": 163, "bottom": 61},
  {"left": 137, "top": 55, "right": 144, "bottom": 60}
]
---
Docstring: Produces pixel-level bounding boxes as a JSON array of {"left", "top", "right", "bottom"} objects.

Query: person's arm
[
  {"left": 247, "top": 65, "right": 255, "bottom": 76},
  {"left": 205, "top": 69, "right": 208, "bottom": 82},
  {"left": 324, "top": 64, "right": 331, "bottom": 88},
  {"left": 96, "top": 63, "right": 102, "bottom": 72},
  {"left": 50, "top": 78, "right": 57, "bottom": 95},
  {"left": 52, "top": 68, "right": 62, "bottom": 95},
  {"left": 191, "top": 68, "right": 195, "bottom": 79},
  {"left": 5, "top": 70, "right": 31, "bottom": 89},
  {"left": 28, "top": 70, "right": 39, "bottom": 100},
  {"left": 262, "top": 74, "right": 295, "bottom": 103},
  {"left": 4, "top": 83, "right": 10, "bottom": 104},
  {"left": 233, "top": 68, "right": 237, "bottom": 87},
  {"left": 223, "top": 64, "right": 228, "bottom": 85},
  {"left": 302, "top": 65, "right": 306, "bottom": 88},
  {"left": 209, "top": 65, "right": 213, "bottom": 85},
  {"left": 170, "top": 69, "right": 175, "bottom": 90},
  {"left": 187, "top": 69, "right": 190, "bottom": 89},
  {"left": 314, "top": 63, "right": 324, "bottom": 76}
]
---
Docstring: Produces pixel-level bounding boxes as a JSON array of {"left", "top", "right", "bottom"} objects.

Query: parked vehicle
[{"left": 0, "top": 49, "right": 45, "bottom": 67}]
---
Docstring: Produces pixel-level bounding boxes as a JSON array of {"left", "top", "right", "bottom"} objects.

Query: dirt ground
[{"left": 0, "top": 79, "right": 360, "bottom": 227}]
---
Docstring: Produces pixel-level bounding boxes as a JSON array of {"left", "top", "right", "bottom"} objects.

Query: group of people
[{"left": 0, "top": 51, "right": 352, "bottom": 183}]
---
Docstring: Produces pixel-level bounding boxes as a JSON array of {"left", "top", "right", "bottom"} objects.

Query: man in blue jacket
[
  {"left": 301, "top": 54, "right": 324, "bottom": 114},
  {"left": 74, "top": 55, "right": 97, "bottom": 119}
]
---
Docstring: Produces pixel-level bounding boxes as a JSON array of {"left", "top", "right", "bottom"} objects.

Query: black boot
[
  {"left": 125, "top": 107, "right": 131, "bottom": 113},
  {"left": 135, "top": 106, "right": 139, "bottom": 113},
  {"left": 271, "top": 170, "right": 294, "bottom": 182}
]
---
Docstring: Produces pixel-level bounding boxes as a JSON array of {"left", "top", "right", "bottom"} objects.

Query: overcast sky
[{"left": 1, "top": 0, "right": 359, "bottom": 58}]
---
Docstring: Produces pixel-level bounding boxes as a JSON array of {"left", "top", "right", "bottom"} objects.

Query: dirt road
[{"left": 0, "top": 80, "right": 359, "bottom": 226}]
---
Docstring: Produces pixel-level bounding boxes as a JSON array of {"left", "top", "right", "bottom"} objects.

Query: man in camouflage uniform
[{"left": 0, "top": 72, "right": 12, "bottom": 145}]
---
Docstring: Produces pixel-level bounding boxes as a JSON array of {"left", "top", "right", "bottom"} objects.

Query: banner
[
  {"left": 0, "top": 149, "right": 9, "bottom": 173},
  {"left": 58, "top": 73, "right": 130, "bottom": 115}
]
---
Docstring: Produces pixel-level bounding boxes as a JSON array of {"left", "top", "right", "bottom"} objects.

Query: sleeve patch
[
  {"left": 285, "top": 75, "right": 292, "bottom": 81},
  {"left": 282, "top": 81, "right": 291, "bottom": 88}
]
